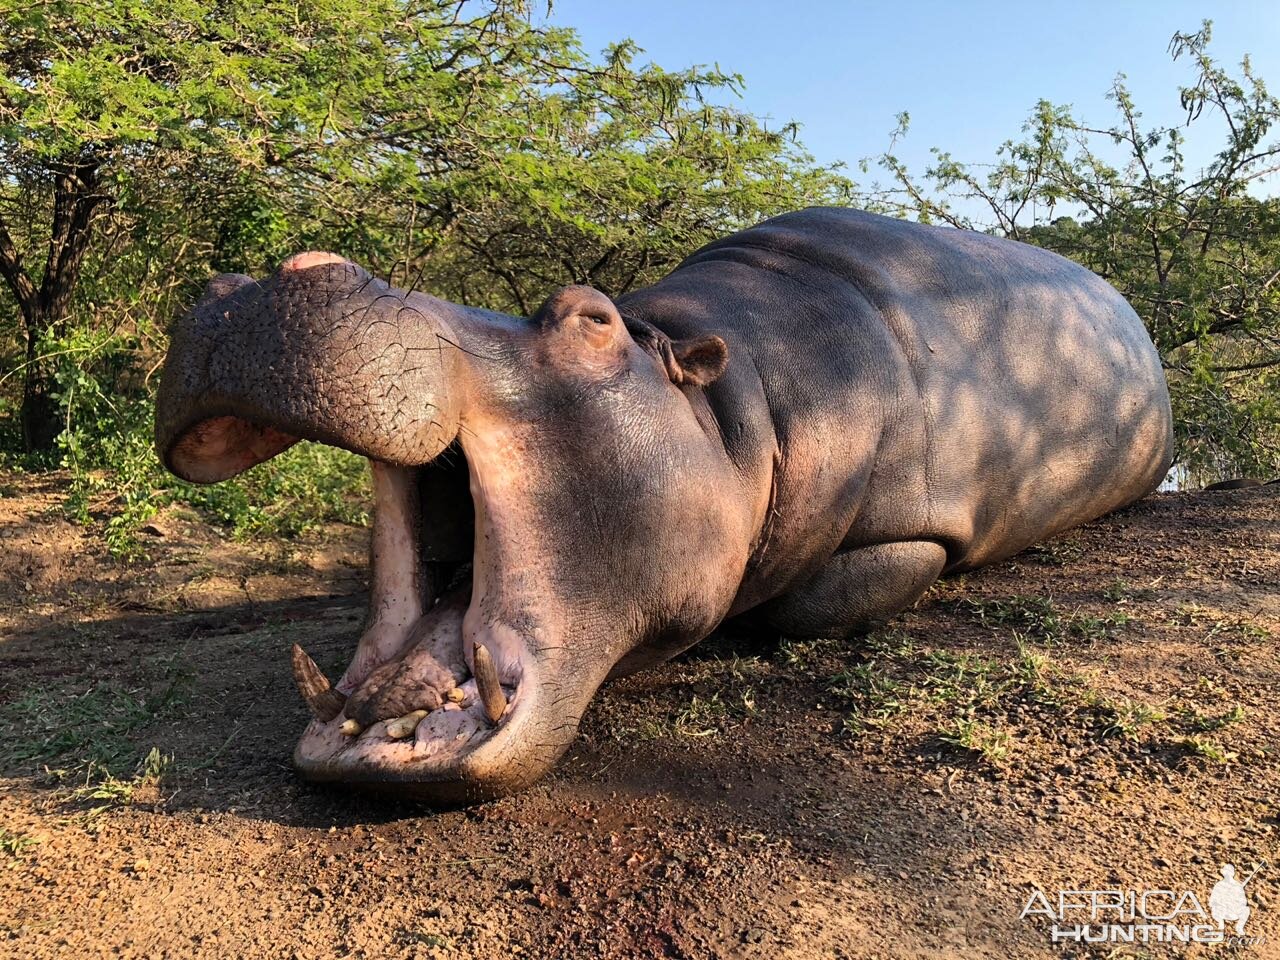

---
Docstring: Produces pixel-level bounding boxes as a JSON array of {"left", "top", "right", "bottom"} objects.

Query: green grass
[
  {"left": 68, "top": 747, "right": 174, "bottom": 818},
  {"left": 1098, "top": 697, "right": 1169, "bottom": 740},
  {"left": 1178, "top": 704, "right": 1247, "bottom": 732},
  {"left": 1103, "top": 578, "right": 1158, "bottom": 602},
  {"left": 823, "top": 627, "right": 1089, "bottom": 759},
  {"left": 951, "top": 594, "right": 1132, "bottom": 644},
  {"left": 0, "top": 671, "right": 189, "bottom": 784},
  {"left": 0, "top": 827, "right": 39, "bottom": 859},
  {"left": 939, "top": 717, "right": 1011, "bottom": 765},
  {"left": 1180, "top": 736, "right": 1239, "bottom": 764},
  {"left": 651, "top": 689, "right": 759, "bottom": 740},
  {"left": 1020, "top": 539, "right": 1084, "bottom": 567}
]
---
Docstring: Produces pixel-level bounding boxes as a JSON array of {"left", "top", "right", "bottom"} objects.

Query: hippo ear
[
  {"left": 669, "top": 335, "right": 729, "bottom": 387},
  {"left": 622, "top": 315, "right": 729, "bottom": 387}
]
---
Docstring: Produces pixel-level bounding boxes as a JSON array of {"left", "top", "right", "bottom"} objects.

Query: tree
[
  {"left": 0, "top": 0, "right": 850, "bottom": 456},
  {"left": 871, "top": 22, "right": 1280, "bottom": 477}
]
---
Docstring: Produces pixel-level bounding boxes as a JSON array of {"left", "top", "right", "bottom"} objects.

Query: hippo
[{"left": 155, "top": 208, "right": 1174, "bottom": 803}]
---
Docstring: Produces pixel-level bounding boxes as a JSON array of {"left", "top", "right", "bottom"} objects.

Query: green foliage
[
  {"left": 0, "top": 828, "right": 38, "bottom": 859},
  {"left": 939, "top": 717, "right": 1011, "bottom": 765},
  {"left": 68, "top": 747, "right": 173, "bottom": 816},
  {"left": 951, "top": 594, "right": 1132, "bottom": 645},
  {"left": 172, "top": 441, "right": 370, "bottom": 539},
  {"left": 0, "top": 676, "right": 188, "bottom": 775},
  {"left": 872, "top": 21, "right": 1280, "bottom": 477}
]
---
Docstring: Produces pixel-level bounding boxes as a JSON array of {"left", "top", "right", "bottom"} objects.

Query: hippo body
[
  {"left": 617, "top": 208, "right": 1172, "bottom": 647},
  {"left": 156, "top": 208, "right": 1173, "bottom": 802}
]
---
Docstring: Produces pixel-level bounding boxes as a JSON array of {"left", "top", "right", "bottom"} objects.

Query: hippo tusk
[
  {"left": 472, "top": 643, "right": 507, "bottom": 724},
  {"left": 291, "top": 644, "right": 347, "bottom": 722}
]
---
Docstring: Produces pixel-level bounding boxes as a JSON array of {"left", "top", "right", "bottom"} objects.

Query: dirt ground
[{"left": 0, "top": 472, "right": 1277, "bottom": 959}]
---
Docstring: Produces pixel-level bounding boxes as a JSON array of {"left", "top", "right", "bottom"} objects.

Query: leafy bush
[
  {"left": 171, "top": 442, "right": 370, "bottom": 541},
  {"left": 0, "top": 0, "right": 850, "bottom": 552},
  {"left": 34, "top": 322, "right": 369, "bottom": 555}
]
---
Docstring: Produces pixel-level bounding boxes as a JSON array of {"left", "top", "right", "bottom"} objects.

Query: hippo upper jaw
[{"left": 155, "top": 254, "right": 470, "bottom": 483}]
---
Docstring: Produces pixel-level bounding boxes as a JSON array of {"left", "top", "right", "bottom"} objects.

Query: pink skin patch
[
  {"left": 280, "top": 251, "right": 349, "bottom": 273},
  {"left": 170, "top": 416, "right": 299, "bottom": 483}
]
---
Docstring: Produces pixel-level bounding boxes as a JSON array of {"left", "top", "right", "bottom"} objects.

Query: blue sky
[{"left": 543, "top": 1, "right": 1280, "bottom": 211}]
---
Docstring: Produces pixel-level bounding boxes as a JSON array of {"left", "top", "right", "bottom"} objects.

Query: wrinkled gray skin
[{"left": 156, "top": 209, "right": 1174, "bottom": 804}]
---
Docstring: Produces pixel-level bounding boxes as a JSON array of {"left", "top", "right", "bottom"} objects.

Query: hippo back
[{"left": 620, "top": 207, "right": 1173, "bottom": 574}]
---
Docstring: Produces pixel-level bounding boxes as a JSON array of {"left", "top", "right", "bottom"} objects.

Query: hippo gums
[{"left": 155, "top": 208, "right": 1173, "bottom": 803}]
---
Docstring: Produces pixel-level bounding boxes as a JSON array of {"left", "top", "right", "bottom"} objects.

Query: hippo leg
[{"left": 764, "top": 541, "right": 947, "bottom": 639}]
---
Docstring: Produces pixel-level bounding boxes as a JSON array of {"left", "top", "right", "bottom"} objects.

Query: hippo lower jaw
[{"left": 283, "top": 456, "right": 572, "bottom": 803}]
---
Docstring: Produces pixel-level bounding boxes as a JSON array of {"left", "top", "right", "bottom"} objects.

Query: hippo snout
[{"left": 156, "top": 253, "right": 466, "bottom": 481}]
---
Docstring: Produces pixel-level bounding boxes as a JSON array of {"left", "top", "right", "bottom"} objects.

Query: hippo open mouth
[
  {"left": 169, "top": 420, "right": 541, "bottom": 800},
  {"left": 154, "top": 253, "right": 615, "bottom": 803},
  {"left": 288, "top": 451, "right": 530, "bottom": 795}
]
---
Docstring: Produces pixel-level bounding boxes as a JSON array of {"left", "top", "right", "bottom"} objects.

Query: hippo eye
[{"left": 588, "top": 314, "right": 610, "bottom": 325}]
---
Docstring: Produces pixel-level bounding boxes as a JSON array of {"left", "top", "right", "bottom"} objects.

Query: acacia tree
[
  {"left": 0, "top": 0, "right": 850, "bottom": 457},
  {"left": 872, "top": 22, "right": 1280, "bottom": 476}
]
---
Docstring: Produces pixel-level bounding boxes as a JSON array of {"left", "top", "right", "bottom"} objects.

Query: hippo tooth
[
  {"left": 339, "top": 718, "right": 363, "bottom": 737},
  {"left": 386, "top": 709, "right": 429, "bottom": 740},
  {"left": 291, "top": 644, "right": 347, "bottom": 722},
  {"left": 472, "top": 643, "right": 507, "bottom": 724}
]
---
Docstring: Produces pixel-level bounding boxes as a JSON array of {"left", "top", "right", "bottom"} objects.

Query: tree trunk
[
  {"left": 19, "top": 309, "right": 62, "bottom": 455},
  {"left": 0, "top": 157, "right": 104, "bottom": 455}
]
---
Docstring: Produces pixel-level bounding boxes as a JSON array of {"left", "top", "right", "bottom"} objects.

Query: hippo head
[{"left": 156, "top": 253, "right": 756, "bottom": 803}]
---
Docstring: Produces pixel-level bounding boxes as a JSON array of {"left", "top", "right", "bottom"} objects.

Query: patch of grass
[
  {"left": 1180, "top": 736, "right": 1239, "bottom": 764},
  {"left": 1021, "top": 539, "right": 1084, "bottom": 566},
  {"left": 0, "top": 827, "right": 39, "bottom": 859},
  {"left": 673, "top": 690, "right": 757, "bottom": 738},
  {"left": 1178, "top": 704, "right": 1247, "bottom": 732},
  {"left": 68, "top": 747, "right": 173, "bottom": 818},
  {"left": 825, "top": 626, "right": 1090, "bottom": 753},
  {"left": 918, "top": 650, "right": 1011, "bottom": 706},
  {"left": 0, "top": 671, "right": 190, "bottom": 783},
  {"left": 825, "top": 631, "right": 920, "bottom": 733},
  {"left": 1103, "top": 577, "right": 1158, "bottom": 602},
  {"left": 952, "top": 594, "right": 1131, "bottom": 644},
  {"left": 623, "top": 687, "right": 759, "bottom": 742},
  {"left": 828, "top": 664, "right": 908, "bottom": 732},
  {"left": 776, "top": 636, "right": 842, "bottom": 672},
  {"left": 1172, "top": 603, "right": 1261, "bottom": 640},
  {"left": 1099, "top": 697, "right": 1169, "bottom": 740},
  {"left": 939, "top": 717, "right": 1011, "bottom": 765}
]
